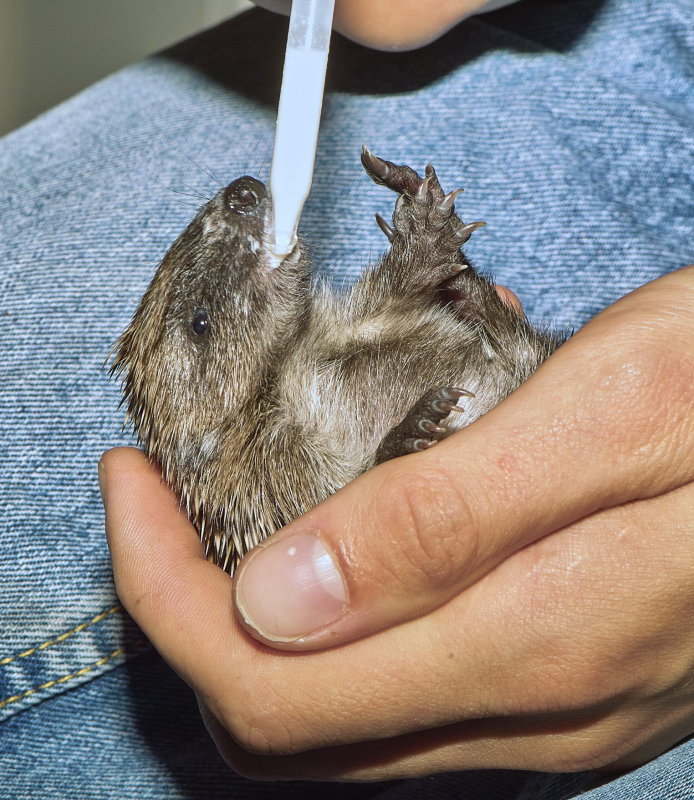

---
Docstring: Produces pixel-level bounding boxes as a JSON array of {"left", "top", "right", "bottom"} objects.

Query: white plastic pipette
[{"left": 269, "top": 0, "right": 336, "bottom": 262}]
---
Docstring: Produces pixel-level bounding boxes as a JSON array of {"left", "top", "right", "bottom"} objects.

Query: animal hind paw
[{"left": 374, "top": 386, "right": 474, "bottom": 465}]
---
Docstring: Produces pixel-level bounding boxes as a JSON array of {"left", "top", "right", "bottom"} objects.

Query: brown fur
[{"left": 112, "top": 153, "right": 563, "bottom": 573}]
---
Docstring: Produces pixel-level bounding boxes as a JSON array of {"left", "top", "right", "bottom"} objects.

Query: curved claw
[
  {"left": 444, "top": 262, "right": 466, "bottom": 277},
  {"left": 361, "top": 145, "right": 389, "bottom": 180},
  {"left": 375, "top": 212, "right": 395, "bottom": 242},
  {"left": 417, "top": 419, "right": 446, "bottom": 435},
  {"left": 437, "top": 188, "right": 464, "bottom": 213},
  {"left": 416, "top": 175, "right": 431, "bottom": 202},
  {"left": 450, "top": 387, "right": 476, "bottom": 399},
  {"left": 453, "top": 220, "right": 487, "bottom": 242},
  {"left": 432, "top": 400, "right": 466, "bottom": 414},
  {"left": 408, "top": 438, "right": 438, "bottom": 453}
]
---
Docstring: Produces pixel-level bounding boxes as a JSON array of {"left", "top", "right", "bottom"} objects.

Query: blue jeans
[{"left": 1, "top": 0, "right": 692, "bottom": 796}]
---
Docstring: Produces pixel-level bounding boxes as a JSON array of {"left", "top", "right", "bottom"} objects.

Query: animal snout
[{"left": 223, "top": 177, "right": 266, "bottom": 215}]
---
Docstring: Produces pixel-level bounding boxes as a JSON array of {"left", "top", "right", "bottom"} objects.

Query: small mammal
[{"left": 113, "top": 149, "right": 563, "bottom": 573}]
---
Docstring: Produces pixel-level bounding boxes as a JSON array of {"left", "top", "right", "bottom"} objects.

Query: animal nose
[{"left": 223, "top": 176, "right": 266, "bottom": 214}]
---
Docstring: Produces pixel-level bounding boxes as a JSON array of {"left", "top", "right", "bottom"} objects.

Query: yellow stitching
[
  {"left": 0, "top": 606, "right": 123, "bottom": 667},
  {"left": 0, "top": 640, "right": 147, "bottom": 710}
]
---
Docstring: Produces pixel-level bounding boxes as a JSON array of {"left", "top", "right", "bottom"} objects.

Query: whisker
[
  {"left": 180, "top": 181, "right": 210, "bottom": 201},
  {"left": 187, "top": 155, "right": 224, "bottom": 188},
  {"left": 170, "top": 197, "right": 200, "bottom": 208},
  {"left": 171, "top": 188, "right": 205, "bottom": 200}
]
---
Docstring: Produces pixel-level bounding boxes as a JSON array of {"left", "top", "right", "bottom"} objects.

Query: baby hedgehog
[{"left": 112, "top": 148, "right": 562, "bottom": 573}]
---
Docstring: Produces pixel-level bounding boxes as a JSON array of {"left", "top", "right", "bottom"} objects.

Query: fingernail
[
  {"left": 234, "top": 531, "right": 348, "bottom": 641},
  {"left": 98, "top": 458, "right": 107, "bottom": 506}
]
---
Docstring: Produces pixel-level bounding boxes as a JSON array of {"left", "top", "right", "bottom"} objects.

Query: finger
[
  {"left": 212, "top": 483, "right": 694, "bottom": 778},
  {"left": 252, "top": 1, "right": 515, "bottom": 51},
  {"left": 103, "top": 448, "right": 693, "bottom": 769},
  {"left": 101, "top": 447, "right": 239, "bottom": 689},
  {"left": 233, "top": 267, "right": 694, "bottom": 648},
  {"left": 196, "top": 705, "right": 694, "bottom": 783},
  {"left": 495, "top": 283, "right": 523, "bottom": 312}
]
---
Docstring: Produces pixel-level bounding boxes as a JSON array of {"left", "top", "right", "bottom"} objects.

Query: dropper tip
[{"left": 267, "top": 230, "right": 298, "bottom": 269}]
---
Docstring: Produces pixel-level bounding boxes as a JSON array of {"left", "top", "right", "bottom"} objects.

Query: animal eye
[{"left": 191, "top": 308, "right": 210, "bottom": 336}]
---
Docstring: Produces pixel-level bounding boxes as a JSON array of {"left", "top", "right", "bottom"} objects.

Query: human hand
[
  {"left": 251, "top": 0, "right": 521, "bottom": 52},
  {"left": 102, "top": 266, "right": 694, "bottom": 780}
]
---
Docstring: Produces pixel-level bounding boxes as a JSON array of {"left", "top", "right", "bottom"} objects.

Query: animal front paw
[
  {"left": 361, "top": 147, "right": 486, "bottom": 265},
  {"left": 375, "top": 386, "right": 474, "bottom": 465}
]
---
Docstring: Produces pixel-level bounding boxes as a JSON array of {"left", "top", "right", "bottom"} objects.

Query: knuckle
[
  {"left": 560, "top": 659, "right": 620, "bottom": 710},
  {"left": 220, "top": 751, "right": 324, "bottom": 784},
  {"left": 593, "top": 339, "right": 666, "bottom": 416},
  {"left": 222, "top": 756, "right": 276, "bottom": 782},
  {"left": 228, "top": 709, "right": 295, "bottom": 756},
  {"left": 545, "top": 727, "right": 636, "bottom": 773},
  {"left": 236, "top": 717, "right": 293, "bottom": 757},
  {"left": 214, "top": 727, "right": 295, "bottom": 781},
  {"left": 600, "top": 299, "right": 694, "bottom": 411},
  {"left": 224, "top": 680, "right": 317, "bottom": 756},
  {"left": 535, "top": 649, "right": 628, "bottom": 713},
  {"left": 513, "top": 626, "right": 630, "bottom": 717},
  {"left": 583, "top": 329, "right": 693, "bottom": 464},
  {"left": 368, "top": 463, "right": 480, "bottom": 594}
]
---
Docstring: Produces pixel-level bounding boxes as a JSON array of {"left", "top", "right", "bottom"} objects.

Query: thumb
[{"left": 233, "top": 268, "right": 694, "bottom": 650}]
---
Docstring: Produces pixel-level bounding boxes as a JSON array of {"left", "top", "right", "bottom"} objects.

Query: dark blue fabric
[{"left": 0, "top": 0, "right": 692, "bottom": 795}]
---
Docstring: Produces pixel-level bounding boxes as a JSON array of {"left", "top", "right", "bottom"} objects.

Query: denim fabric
[{"left": 0, "top": 0, "right": 692, "bottom": 796}]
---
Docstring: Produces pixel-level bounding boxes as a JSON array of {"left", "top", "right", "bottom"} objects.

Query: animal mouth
[{"left": 217, "top": 176, "right": 299, "bottom": 276}]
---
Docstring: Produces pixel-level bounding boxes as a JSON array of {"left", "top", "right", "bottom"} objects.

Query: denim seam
[
  {"left": 0, "top": 605, "right": 123, "bottom": 668},
  {"left": 0, "top": 638, "right": 146, "bottom": 711},
  {"left": 0, "top": 603, "right": 149, "bottom": 722}
]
